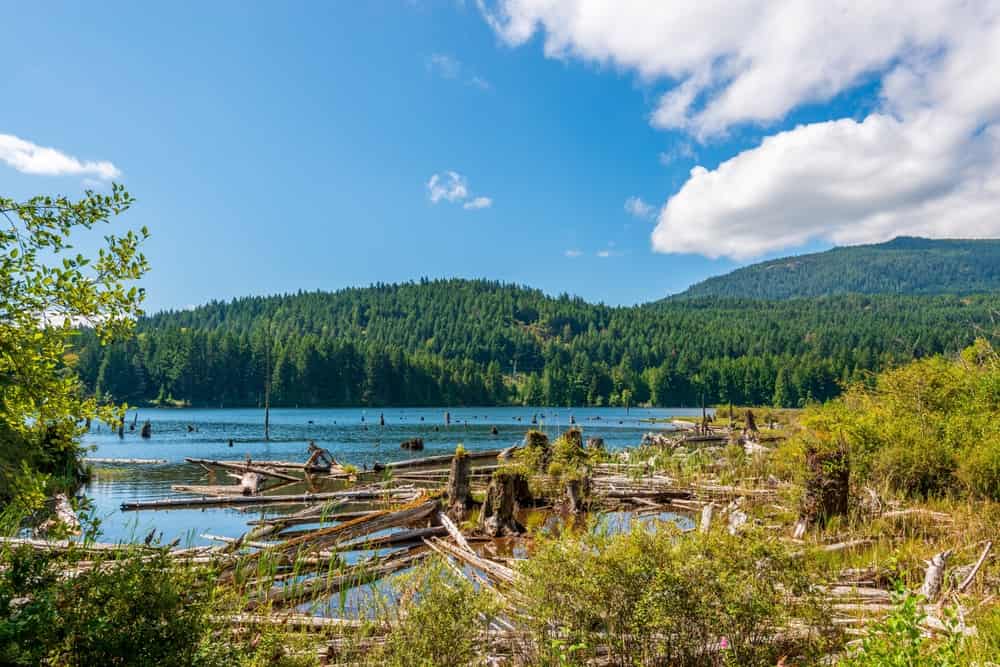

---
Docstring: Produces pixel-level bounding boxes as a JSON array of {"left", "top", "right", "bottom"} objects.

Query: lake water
[{"left": 81, "top": 406, "right": 705, "bottom": 545}]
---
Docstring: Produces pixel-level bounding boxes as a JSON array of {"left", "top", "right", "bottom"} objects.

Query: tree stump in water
[
  {"left": 400, "top": 437, "right": 424, "bottom": 451},
  {"left": 798, "top": 438, "right": 849, "bottom": 528},
  {"left": 564, "top": 476, "right": 589, "bottom": 514},
  {"left": 140, "top": 420, "right": 152, "bottom": 439},
  {"left": 446, "top": 450, "right": 473, "bottom": 521},
  {"left": 479, "top": 470, "right": 530, "bottom": 537},
  {"left": 235, "top": 472, "right": 263, "bottom": 495},
  {"left": 585, "top": 437, "right": 605, "bottom": 452}
]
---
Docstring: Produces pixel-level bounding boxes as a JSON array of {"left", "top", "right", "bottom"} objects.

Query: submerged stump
[{"left": 479, "top": 470, "right": 530, "bottom": 537}]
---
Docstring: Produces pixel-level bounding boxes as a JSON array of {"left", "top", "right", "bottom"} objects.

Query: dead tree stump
[
  {"left": 564, "top": 476, "right": 589, "bottom": 514},
  {"left": 798, "top": 438, "right": 849, "bottom": 529},
  {"left": 400, "top": 437, "right": 424, "bottom": 451},
  {"left": 446, "top": 450, "right": 473, "bottom": 521},
  {"left": 479, "top": 470, "right": 530, "bottom": 537},
  {"left": 140, "top": 420, "right": 152, "bottom": 439},
  {"left": 585, "top": 437, "right": 606, "bottom": 452},
  {"left": 744, "top": 409, "right": 758, "bottom": 434}
]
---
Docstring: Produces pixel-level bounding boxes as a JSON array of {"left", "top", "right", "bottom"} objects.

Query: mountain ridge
[{"left": 675, "top": 237, "right": 1000, "bottom": 300}]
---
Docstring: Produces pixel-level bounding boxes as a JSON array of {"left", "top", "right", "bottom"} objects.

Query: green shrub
[
  {"left": 838, "top": 585, "right": 962, "bottom": 667},
  {"left": 517, "top": 525, "right": 834, "bottom": 666},
  {"left": 367, "top": 557, "right": 499, "bottom": 667},
  {"left": 0, "top": 546, "right": 211, "bottom": 666}
]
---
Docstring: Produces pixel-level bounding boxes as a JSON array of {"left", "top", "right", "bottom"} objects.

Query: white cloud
[
  {"left": 426, "top": 53, "right": 492, "bottom": 90},
  {"left": 624, "top": 196, "right": 654, "bottom": 219},
  {"left": 426, "top": 53, "right": 462, "bottom": 79},
  {"left": 479, "top": 1, "right": 1000, "bottom": 259},
  {"left": 564, "top": 248, "right": 582, "bottom": 257},
  {"left": 463, "top": 196, "right": 493, "bottom": 210},
  {"left": 427, "top": 171, "right": 493, "bottom": 210},
  {"left": 427, "top": 171, "right": 469, "bottom": 203},
  {"left": 0, "top": 133, "right": 120, "bottom": 180}
]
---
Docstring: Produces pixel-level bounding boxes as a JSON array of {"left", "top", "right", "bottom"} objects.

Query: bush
[
  {"left": 838, "top": 586, "right": 962, "bottom": 667},
  {"left": 366, "top": 558, "right": 499, "bottom": 667},
  {"left": 793, "top": 340, "right": 1000, "bottom": 501},
  {"left": 517, "top": 525, "right": 834, "bottom": 666},
  {"left": 0, "top": 546, "right": 211, "bottom": 666}
]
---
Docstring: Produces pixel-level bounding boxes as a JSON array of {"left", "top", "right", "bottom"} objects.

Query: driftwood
[
  {"left": 958, "top": 541, "right": 992, "bottom": 593},
  {"left": 185, "top": 458, "right": 300, "bottom": 483},
  {"left": 121, "top": 487, "right": 418, "bottom": 511},
  {"left": 379, "top": 448, "right": 507, "bottom": 471},
  {"left": 36, "top": 494, "right": 81, "bottom": 536},
  {"left": 84, "top": 457, "right": 167, "bottom": 465}
]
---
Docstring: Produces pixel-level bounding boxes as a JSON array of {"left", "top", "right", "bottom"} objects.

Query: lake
[{"left": 81, "top": 406, "right": 706, "bottom": 545}]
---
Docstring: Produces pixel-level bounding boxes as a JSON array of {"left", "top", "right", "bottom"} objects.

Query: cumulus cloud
[
  {"left": 624, "top": 196, "right": 654, "bottom": 219},
  {"left": 427, "top": 171, "right": 493, "bottom": 210},
  {"left": 463, "top": 196, "right": 493, "bottom": 210},
  {"left": 427, "top": 171, "right": 469, "bottom": 203},
  {"left": 0, "top": 133, "right": 120, "bottom": 179},
  {"left": 479, "top": 0, "right": 1000, "bottom": 259}
]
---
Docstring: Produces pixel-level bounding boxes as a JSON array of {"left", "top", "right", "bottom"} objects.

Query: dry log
[
  {"left": 439, "top": 512, "right": 474, "bottom": 555},
  {"left": 84, "top": 457, "right": 167, "bottom": 465},
  {"left": 121, "top": 487, "right": 417, "bottom": 511},
  {"left": 957, "top": 541, "right": 992, "bottom": 593}
]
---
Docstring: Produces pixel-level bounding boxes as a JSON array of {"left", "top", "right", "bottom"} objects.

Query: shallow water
[{"left": 81, "top": 406, "right": 704, "bottom": 545}]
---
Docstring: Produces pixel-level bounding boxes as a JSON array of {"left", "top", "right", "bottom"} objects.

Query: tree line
[{"left": 71, "top": 279, "right": 999, "bottom": 408}]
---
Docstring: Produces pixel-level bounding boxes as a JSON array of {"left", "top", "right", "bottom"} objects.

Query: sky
[{"left": 2, "top": 1, "right": 999, "bottom": 312}]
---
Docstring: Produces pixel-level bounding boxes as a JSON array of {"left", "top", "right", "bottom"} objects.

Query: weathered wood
[
  {"left": 958, "top": 541, "right": 992, "bottom": 593},
  {"left": 699, "top": 502, "right": 715, "bottom": 533},
  {"left": 564, "top": 477, "right": 587, "bottom": 514},
  {"left": 439, "top": 512, "right": 474, "bottom": 554},
  {"left": 379, "top": 448, "right": 507, "bottom": 471},
  {"left": 84, "top": 457, "right": 168, "bottom": 465},
  {"left": 479, "top": 471, "right": 529, "bottom": 537},
  {"left": 184, "top": 458, "right": 301, "bottom": 483},
  {"left": 921, "top": 549, "right": 952, "bottom": 601},
  {"left": 121, "top": 487, "right": 417, "bottom": 511},
  {"left": 446, "top": 451, "right": 473, "bottom": 521},
  {"left": 140, "top": 420, "right": 152, "bottom": 438}
]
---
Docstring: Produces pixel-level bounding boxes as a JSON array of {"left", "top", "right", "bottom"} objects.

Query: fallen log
[
  {"left": 185, "top": 458, "right": 301, "bottom": 483},
  {"left": 84, "top": 457, "right": 168, "bottom": 465},
  {"left": 380, "top": 448, "right": 508, "bottom": 471},
  {"left": 121, "top": 487, "right": 418, "bottom": 511},
  {"left": 957, "top": 541, "right": 992, "bottom": 593}
]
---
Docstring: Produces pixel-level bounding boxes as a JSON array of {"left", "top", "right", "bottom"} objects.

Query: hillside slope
[
  {"left": 74, "top": 279, "right": 998, "bottom": 408},
  {"left": 678, "top": 237, "right": 1000, "bottom": 299}
]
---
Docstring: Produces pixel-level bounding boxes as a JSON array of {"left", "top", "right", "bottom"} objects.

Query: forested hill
[
  {"left": 678, "top": 237, "right": 1000, "bottom": 299},
  {"left": 73, "top": 278, "right": 998, "bottom": 409}
]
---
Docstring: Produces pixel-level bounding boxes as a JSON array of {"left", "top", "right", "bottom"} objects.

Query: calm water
[{"left": 81, "top": 406, "right": 703, "bottom": 545}]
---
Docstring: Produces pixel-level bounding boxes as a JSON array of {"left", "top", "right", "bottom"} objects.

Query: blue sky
[{"left": 3, "top": 1, "right": 998, "bottom": 312}]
